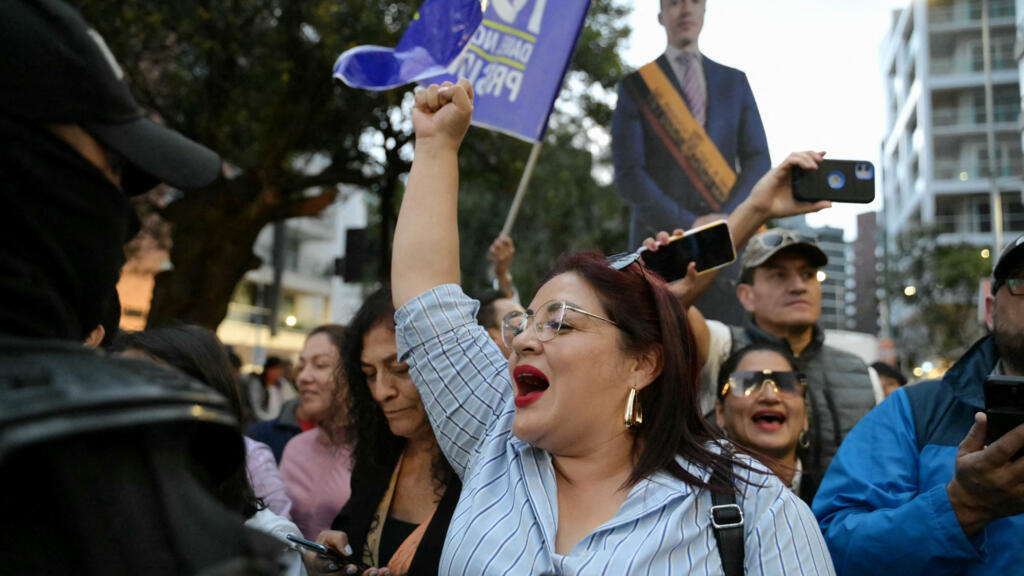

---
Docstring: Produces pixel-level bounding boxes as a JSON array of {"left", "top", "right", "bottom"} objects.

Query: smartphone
[
  {"left": 639, "top": 219, "right": 736, "bottom": 281},
  {"left": 286, "top": 533, "right": 372, "bottom": 572},
  {"left": 792, "top": 159, "right": 875, "bottom": 203},
  {"left": 984, "top": 375, "right": 1024, "bottom": 460}
]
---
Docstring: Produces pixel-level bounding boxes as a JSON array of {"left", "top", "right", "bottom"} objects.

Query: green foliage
[
  {"left": 71, "top": 0, "right": 633, "bottom": 324},
  {"left": 457, "top": 128, "right": 629, "bottom": 299},
  {"left": 886, "top": 227, "right": 993, "bottom": 366},
  {"left": 75, "top": 0, "right": 413, "bottom": 190}
]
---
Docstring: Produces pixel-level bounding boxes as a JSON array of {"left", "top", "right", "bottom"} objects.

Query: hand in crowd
[
  {"left": 302, "top": 530, "right": 388, "bottom": 576},
  {"left": 744, "top": 151, "right": 832, "bottom": 220},
  {"left": 691, "top": 212, "right": 727, "bottom": 229},
  {"left": 488, "top": 235, "right": 515, "bottom": 278},
  {"left": 946, "top": 412, "right": 1024, "bottom": 538},
  {"left": 641, "top": 229, "right": 700, "bottom": 306},
  {"left": 412, "top": 79, "right": 474, "bottom": 151}
]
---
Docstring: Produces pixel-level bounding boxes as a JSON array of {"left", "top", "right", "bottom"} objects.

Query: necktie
[{"left": 678, "top": 52, "right": 705, "bottom": 126}]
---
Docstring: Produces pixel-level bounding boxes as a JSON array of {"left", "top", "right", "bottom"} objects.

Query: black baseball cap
[
  {"left": 993, "top": 233, "right": 1024, "bottom": 286},
  {"left": 0, "top": 0, "right": 221, "bottom": 195}
]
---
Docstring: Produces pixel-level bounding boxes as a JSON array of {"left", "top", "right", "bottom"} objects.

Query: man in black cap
[
  {"left": 0, "top": 0, "right": 220, "bottom": 340},
  {"left": 0, "top": 1, "right": 279, "bottom": 573},
  {"left": 812, "top": 233, "right": 1024, "bottom": 575}
]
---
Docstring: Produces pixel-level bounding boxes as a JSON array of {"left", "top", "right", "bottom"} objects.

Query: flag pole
[{"left": 500, "top": 140, "right": 543, "bottom": 237}]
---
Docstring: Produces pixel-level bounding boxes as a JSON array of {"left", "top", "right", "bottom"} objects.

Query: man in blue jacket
[
  {"left": 812, "top": 234, "right": 1024, "bottom": 575},
  {"left": 612, "top": 0, "right": 770, "bottom": 325}
]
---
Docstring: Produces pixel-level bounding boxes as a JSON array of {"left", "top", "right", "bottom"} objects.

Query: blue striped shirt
[{"left": 396, "top": 285, "right": 835, "bottom": 575}]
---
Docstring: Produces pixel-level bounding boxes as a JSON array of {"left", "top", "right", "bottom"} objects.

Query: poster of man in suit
[{"left": 612, "top": 0, "right": 770, "bottom": 325}]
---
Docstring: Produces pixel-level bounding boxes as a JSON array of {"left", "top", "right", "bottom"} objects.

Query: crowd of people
[{"left": 2, "top": 0, "right": 1023, "bottom": 575}]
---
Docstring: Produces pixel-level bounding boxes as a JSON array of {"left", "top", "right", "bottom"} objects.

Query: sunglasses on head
[
  {"left": 752, "top": 230, "right": 817, "bottom": 249},
  {"left": 721, "top": 370, "right": 807, "bottom": 398},
  {"left": 606, "top": 251, "right": 642, "bottom": 271}
]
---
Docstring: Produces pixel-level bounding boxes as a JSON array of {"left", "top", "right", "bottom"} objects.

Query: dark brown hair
[
  {"left": 338, "top": 287, "right": 454, "bottom": 496},
  {"left": 544, "top": 252, "right": 754, "bottom": 493}
]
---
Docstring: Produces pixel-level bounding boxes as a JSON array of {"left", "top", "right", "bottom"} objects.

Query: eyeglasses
[
  {"left": 1000, "top": 277, "right": 1024, "bottom": 296},
  {"left": 501, "top": 300, "right": 617, "bottom": 349},
  {"left": 721, "top": 370, "right": 807, "bottom": 398},
  {"left": 750, "top": 230, "right": 818, "bottom": 250}
]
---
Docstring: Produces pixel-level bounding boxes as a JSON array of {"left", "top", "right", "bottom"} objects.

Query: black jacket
[{"left": 331, "top": 439, "right": 462, "bottom": 574}]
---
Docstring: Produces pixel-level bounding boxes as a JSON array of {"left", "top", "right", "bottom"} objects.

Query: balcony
[
  {"left": 933, "top": 159, "right": 1023, "bottom": 181},
  {"left": 929, "top": 1, "right": 1015, "bottom": 29},
  {"left": 930, "top": 55, "right": 1017, "bottom": 76},
  {"left": 932, "top": 104, "right": 1020, "bottom": 134},
  {"left": 934, "top": 211, "right": 1024, "bottom": 235}
]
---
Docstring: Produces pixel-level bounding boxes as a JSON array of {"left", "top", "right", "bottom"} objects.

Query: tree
[
  {"left": 886, "top": 227, "right": 992, "bottom": 369},
  {"left": 74, "top": 0, "right": 632, "bottom": 327}
]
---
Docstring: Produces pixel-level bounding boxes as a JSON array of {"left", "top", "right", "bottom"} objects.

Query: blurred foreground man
[
  {"left": 0, "top": 0, "right": 279, "bottom": 573},
  {"left": 812, "top": 233, "right": 1024, "bottom": 575}
]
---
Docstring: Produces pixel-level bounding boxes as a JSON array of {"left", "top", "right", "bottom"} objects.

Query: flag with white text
[{"left": 432, "top": 0, "right": 591, "bottom": 142}]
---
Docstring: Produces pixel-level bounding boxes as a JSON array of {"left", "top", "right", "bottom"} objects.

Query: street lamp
[{"left": 904, "top": 286, "right": 917, "bottom": 297}]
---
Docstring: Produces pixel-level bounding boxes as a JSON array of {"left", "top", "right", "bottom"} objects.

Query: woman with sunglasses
[
  {"left": 716, "top": 344, "right": 818, "bottom": 503},
  {"left": 375, "top": 80, "right": 834, "bottom": 575}
]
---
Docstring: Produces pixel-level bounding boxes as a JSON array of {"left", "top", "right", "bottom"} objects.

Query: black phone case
[
  {"left": 640, "top": 224, "right": 735, "bottom": 281},
  {"left": 792, "top": 159, "right": 875, "bottom": 204},
  {"left": 984, "top": 375, "right": 1024, "bottom": 460}
]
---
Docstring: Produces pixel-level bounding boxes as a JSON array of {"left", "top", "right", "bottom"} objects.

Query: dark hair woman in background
[
  {"left": 278, "top": 324, "right": 351, "bottom": 539},
  {"left": 307, "top": 288, "right": 460, "bottom": 576}
]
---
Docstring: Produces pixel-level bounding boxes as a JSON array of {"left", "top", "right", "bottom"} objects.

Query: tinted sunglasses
[{"left": 721, "top": 370, "right": 807, "bottom": 398}]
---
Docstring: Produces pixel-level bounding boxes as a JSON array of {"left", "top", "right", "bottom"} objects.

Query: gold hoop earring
[
  {"left": 625, "top": 387, "right": 643, "bottom": 428},
  {"left": 798, "top": 429, "right": 810, "bottom": 449}
]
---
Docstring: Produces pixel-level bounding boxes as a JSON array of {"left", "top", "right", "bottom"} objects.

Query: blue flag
[
  {"left": 333, "top": 0, "right": 483, "bottom": 91},
  {"left": 431, "top": 0, "right": 591, "bottom": 142}
]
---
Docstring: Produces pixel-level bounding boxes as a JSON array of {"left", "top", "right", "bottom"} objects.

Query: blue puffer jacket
[{"left": 812, "top": 336, "right": 1024, "bottom": 575}]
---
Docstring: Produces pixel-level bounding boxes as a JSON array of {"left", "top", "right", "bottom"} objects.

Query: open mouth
[
  {"left": 513, "top": 365, "right": 549, "bottom": 408},
  {"left": 752, "top": 410, "right": 787, "bottom": 431}
]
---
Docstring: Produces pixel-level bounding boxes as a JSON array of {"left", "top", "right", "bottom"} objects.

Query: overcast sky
[{"left": 623, "top": 0, "right": 910, "bottom": 239}]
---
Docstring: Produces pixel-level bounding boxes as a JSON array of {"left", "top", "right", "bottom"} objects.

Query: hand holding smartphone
[
  {"left": 984, "top": 375, "right": 1024, "bottom": 460},
  {"left": 792, "top": 159, "right": 875, "bottom": 204},
  {"left": 639, "top": 220, "right": 736, "bottom": 282},
  {"left": 286, "top": 533, "right": 372, "bottom": 573}
]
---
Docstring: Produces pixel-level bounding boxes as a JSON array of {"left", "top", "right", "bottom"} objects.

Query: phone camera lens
[{"left": 827, "top": 171, "right": 846, "bottom": 190}]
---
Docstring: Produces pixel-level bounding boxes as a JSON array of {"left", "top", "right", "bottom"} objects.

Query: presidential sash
[{"left": 624, "top": 60, "right": 736, "bottom": 211}]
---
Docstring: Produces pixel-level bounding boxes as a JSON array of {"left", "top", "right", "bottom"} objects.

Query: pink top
[
  {"left": 279, "top": 428, "right": 352, "bottom": 539},
  {"left": 244, "top": 436, "right": 293, "bottom": 520}
]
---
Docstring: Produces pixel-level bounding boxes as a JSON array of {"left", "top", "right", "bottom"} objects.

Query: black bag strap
[{"left": 710, "top": 468, "right": 744, "bottom": 576}]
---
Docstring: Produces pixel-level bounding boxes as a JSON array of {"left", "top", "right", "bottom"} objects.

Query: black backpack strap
[{"left": 710, "top": 468, "right": 744, "bottom": 576}]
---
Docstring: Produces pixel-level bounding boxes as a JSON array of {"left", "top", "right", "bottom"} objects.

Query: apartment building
[{"left": 881, "top": 0, "right": 1022, "bottom": 249}]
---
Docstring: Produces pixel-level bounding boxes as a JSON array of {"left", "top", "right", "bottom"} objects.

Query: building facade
[
  {"left": 881, "top": 0, "right": 1022, "bottom": 250},
  {"left": 852, "top": 211, "right": 881, "bottom": 336},
  {"left": 218, "top": 189, "right": 371, "bottom": 366}
]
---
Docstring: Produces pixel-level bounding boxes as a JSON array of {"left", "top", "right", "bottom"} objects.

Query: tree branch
[
  {"left": 283, "top": 186, "right": 340, "bottom": 218},
  {"left": 287, "top": 163, "right": 376, "bottom": 191}
]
